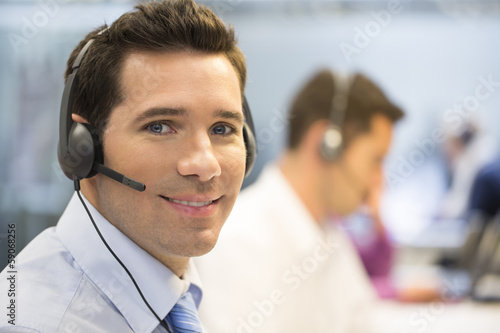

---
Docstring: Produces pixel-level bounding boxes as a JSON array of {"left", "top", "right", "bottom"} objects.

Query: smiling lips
[
  {"left": 160, "top": 195, "right": 221, "bottom": 217},
  {"left": 166, "top": 197, "right": 215, "bottom": 207}
]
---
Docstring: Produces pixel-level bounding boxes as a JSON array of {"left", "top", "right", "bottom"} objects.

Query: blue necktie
[{"left": 165, "top": 292, "right": 203, "bottom": 333}]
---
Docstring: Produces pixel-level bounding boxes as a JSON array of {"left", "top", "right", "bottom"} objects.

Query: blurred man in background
[
  {"left": 469, "top": 159, "right": 500, "bottom": 220},
  {"left": 440, "top": 119, "right": 497, "bottom": 220},
  {"left": 196, "top": 69, "right": 404, "bottom": 333}
]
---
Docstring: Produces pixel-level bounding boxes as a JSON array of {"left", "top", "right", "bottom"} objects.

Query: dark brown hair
[
  {"left": 65, "top": 0, "right": 246, "bottom": 133},
  {"left": 287, "top": 69, "right": 404, "bottom": 150}
]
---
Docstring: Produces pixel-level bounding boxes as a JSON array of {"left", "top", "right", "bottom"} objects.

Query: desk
[
  {"left": 373, "top": 301, "right": 500, "bottom": 333},
  {"left": 374, "top": 242, "right": 500, "bottom": 333}
]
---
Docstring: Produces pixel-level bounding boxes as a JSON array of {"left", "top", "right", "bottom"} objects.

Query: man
[
  {"left": 469, "top": 159, "right": 500, "bottom": 220},
  {"left": 0, "top": 0, "right": 253, "bottom": 332},
  {"left": 195, "top": 69, "right": 404, "bottom": 333},
  {"left": 440, "top": 120, "right": 496, "bottom": 220}
]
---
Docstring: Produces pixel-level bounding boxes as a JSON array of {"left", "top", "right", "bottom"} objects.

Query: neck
[
  {"left": 79, "top": 179, "right": 189, "bottom": 278},
  {"left": 279, "top": 151, "right": 325, "bottom": 224},
  {"left": 159, "top": 256, "right": 190, "bottom": 278}
]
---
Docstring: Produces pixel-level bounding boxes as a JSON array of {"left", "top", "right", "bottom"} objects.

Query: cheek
[
  {"left": 349, "top": 144, "right": 376, "bottom": 179},
  {"left": 339, "top": 154, "right": 371, "bottom": 198},
  {"left": 102, "top": 131, "right": 137, "bottom": 165},
  {"left": 218, "top": 144, "right": 246, "bottom": 183},
  {"left": 104, "top": 137, "right": 173, "bottom": 183}
]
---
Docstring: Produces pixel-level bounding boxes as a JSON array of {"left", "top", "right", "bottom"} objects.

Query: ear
[
  {"left": 72, "top": 113, "right": 89, "bottom": 124},
  {"left": 302, "top": 120, "right": 332, "bottom": 162}
]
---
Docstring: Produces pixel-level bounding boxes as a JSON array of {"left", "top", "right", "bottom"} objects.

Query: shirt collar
[{"left": 57, "top": 192, "right": 203, "bottom": 333}]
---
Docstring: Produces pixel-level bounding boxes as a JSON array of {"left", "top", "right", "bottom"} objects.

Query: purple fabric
[
  {"left": 345, "top": 220, "right": 397, "bottom": 299},
  {"left": 356, "top": 230, "right": 393, "bottom": 277}
]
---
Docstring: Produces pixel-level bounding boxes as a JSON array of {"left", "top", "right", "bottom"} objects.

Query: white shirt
[
  {"left": 195, "top": 163, "right": 377, "bottom": 333},
  {"left": 0, "top": 193, "right": 203, "bottom": 333}
]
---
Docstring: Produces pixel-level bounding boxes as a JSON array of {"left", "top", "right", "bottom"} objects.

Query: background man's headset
[
  {"left": 57, "top": 32, "right": 257, "bottom": 332},
  {"left": 320, "top": 72, "right": 355, "bottom": 161}
]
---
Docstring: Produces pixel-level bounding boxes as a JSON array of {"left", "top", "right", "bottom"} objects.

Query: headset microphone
[{"left": 93, "top": 162, "right": 146, "bottom": 192}]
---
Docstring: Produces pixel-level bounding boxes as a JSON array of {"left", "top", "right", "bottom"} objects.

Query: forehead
[
  {"left": 121, "top": 50, "right": 237, "bottom": 77},
  {"left": 116, "top": 50, "right": 242, "bottom": 117}
]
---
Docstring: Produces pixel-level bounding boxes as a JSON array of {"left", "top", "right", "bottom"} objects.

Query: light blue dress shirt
[{"left": 0, "top": 193, "right": 203, "bottom": 333}]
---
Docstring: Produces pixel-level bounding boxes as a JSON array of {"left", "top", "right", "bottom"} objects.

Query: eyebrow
[
  {"left": 134, "top": 107, "right": 187, "bottom": 123},
  {"left": 134, "top": 107, "right": 244, "bottom": 124},
  {"left": 214, "top": 109, "right": 244, "bottom": 124}
]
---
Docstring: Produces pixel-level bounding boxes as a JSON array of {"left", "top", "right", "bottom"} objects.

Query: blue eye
[
  {"left": 212, "top": 124, "right": 233, "bottom": 136},
  {"left": 148, "top": 122, "right": 172, "bottom": 134}
]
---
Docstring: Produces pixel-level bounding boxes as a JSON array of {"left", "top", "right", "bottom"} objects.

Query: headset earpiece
[
  {"left": 321, "top": 125, "right": 343, "bottom": 161},
  {"left": 242, "top": 96, "right": 257, "bottom": 177},
  {"left": 69, "top": 123, "right": 102, "bottom": 179},
  {"left": 320, "top": 72, "right": 353, "bottom": 161},
  {"left": 58, "top": 122, "right": 103, "bottom": 180},
  {"left": 243, "top": 122, "right": 257, "bottom": 177}
]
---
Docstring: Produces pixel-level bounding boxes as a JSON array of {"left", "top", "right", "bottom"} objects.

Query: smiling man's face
[{"left": 86, "top": 50, "right": 246, "bottom": 268}]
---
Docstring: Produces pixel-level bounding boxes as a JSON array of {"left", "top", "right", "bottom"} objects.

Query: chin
[
  {"left": 190, "top": 245, "right": 217, "bottom": 257},
  {"left": 180, "top": 241, "right": 217, "bottom": 258},
  {"left": 199, "top": 231, "right": 222, "bottom": 253},
  {"left": 178, "top": 230, "right": 221, "bottom": 258}
]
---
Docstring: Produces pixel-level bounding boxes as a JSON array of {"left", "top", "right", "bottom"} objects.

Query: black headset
[
  {"left": 58, "top": 35, "right": 257, "bottom": 191},
  {"left": 320, "top": 72, "right": 355, "bottom": 161}
]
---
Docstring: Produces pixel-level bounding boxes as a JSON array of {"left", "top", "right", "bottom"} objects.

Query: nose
[{"left": 177, "top": 131, "right": 221, "bottom": 182}]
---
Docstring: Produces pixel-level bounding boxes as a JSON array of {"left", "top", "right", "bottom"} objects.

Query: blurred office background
[{"left": 1, "top": 0, "right": 500, "bottom": 302}]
